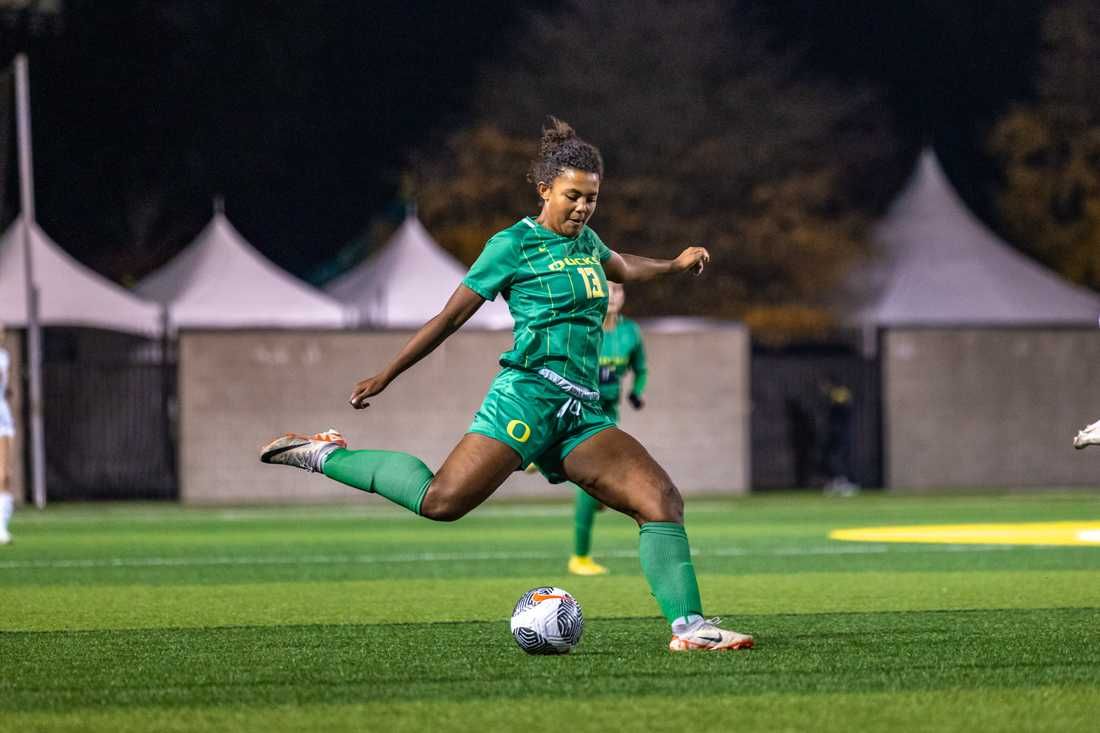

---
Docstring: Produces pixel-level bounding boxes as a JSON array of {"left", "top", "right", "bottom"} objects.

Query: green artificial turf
[{"left": 2, "top": 493, "right": 1099, "bottom": 732}]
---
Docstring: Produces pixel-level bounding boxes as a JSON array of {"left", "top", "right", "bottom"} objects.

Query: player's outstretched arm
[
  {"left": 349, "top": 284, "right": 485, "bottom": 409},
  {"left": 603, "top": 247, "right": 710, "bottom": 283}
]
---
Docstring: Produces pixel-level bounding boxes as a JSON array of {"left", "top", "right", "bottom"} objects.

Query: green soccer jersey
[
  {"left": 598, "top": 316, "right": 647, "bottom": 404},
  {"left": 462, "top": 217, "right": 612, "bottom": 391}
]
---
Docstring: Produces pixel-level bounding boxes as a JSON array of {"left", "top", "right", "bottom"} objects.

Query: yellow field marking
[{"left": 830, "top": 521, "right": 1100, "bottom": 546}]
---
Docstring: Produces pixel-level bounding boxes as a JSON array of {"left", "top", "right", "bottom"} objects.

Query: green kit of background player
[
  {"left": 261, "top": 117, "right": 753, "bottom": 652},
  {"left": 568, "top": 281, "right": 646, "bottom": 576}
]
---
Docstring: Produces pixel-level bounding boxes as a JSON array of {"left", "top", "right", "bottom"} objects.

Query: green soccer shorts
[{"left": 468, "top": 368, "right": 616, "bottom": 484}]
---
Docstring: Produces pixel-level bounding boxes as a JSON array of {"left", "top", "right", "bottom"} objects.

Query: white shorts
[{"left": 0, "top": 401, "right": 14, "bottom": 438}]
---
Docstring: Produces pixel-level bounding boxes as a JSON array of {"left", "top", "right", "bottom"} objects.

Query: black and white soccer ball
[{"left": 510, "top": 586, "right": 584, "bottom": 655}]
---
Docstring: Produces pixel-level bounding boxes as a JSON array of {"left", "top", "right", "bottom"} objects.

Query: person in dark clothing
[{"left": 821, "top": 374, "right": 858, "bottom": 496}]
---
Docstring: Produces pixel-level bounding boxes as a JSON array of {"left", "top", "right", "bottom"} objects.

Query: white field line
[
  {"left": 0, "top": 542, "right": 1034, "bottom": 571},
  {"left": 8, "top": 505, "right": 580, "bottom": 525}
]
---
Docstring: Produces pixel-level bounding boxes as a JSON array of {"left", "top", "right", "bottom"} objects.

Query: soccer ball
[{"left": 510, "top": 586, "right": 584, "bottom": 654}]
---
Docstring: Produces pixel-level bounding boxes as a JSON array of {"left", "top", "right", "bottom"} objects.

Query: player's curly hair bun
[
  {"left": 528, "top": 116, "right": 604, "bottom": 185},
  {"left": 537, "top": 117, "right": 577, "bottom": 156}
]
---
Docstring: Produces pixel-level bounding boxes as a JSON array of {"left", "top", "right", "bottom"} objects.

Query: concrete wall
[
  {"left": 884, "top": 328, "right": 1100, "bottom": 489},
  {"left": 3, "top": 329, "right": 25, "bottom": 505},
  {"left": 179, "top": 327, "right": 750, "bottom": 504}
]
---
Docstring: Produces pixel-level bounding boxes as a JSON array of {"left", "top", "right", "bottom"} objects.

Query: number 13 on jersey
[{"left": 577, "top": 267, "right": 605, "bottom": 299}]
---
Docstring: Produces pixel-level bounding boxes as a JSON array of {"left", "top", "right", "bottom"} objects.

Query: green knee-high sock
[
  {"left": 638, "top": 522, "right": 704, "bottom": 623},
  {"left": 573, "top": 487, "right": 601, "bottom": 556},
  {"left": 321, "top": 448, "right": 434, "bottom": 515}
]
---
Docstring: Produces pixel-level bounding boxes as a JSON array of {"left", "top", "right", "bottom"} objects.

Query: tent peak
[
  {"left": 0, "top": 217, "right": 162, "bottom": 335},
  {"left": 134, "top": 210, "right": 351, "bottom": 330},
  {"left": 325, "top": 215, "right": 513, "bottom": 330},
  {"left": 841, "top": 147, "right": 1100, "bottom": 328}
]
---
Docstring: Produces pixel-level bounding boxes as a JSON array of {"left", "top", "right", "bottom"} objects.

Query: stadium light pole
[{"left": 14, "top": 53, "right": 47, "bottom": 509}]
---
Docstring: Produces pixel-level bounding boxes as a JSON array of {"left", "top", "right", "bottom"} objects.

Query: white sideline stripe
[
  {"left": 8, "top": 505, "right": 579, "bottom": 525},
  {"left": 0, "top": 542, "right": 1030, "bottom": 571},
  {"left": 216, "top": 506, "right": 577, "bottom": 521}
]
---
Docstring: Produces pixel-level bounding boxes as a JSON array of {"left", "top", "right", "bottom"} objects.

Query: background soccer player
[
  {"left": 569, "top": 282, "right": 647, "bottom": 576},
  {"left": 0, "top": 324, "right": 15, "bottom": 545},
  {"left": 262, "top": 118, "right": 753, "bottom": 652}
]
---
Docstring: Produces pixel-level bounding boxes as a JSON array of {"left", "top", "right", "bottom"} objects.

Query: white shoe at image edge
[{"left": 1073, "top": 419, "right": 1100, "bottom": 449}]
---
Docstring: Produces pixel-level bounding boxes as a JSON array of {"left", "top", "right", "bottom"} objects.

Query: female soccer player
[
  {"left": 568, "top": 282, "right": 647, "bottom": 576},
  {"left": 0, "top": 323, "right": 15, "bottom": 545},
  {"left": 261, "top": 118, "right": 752, "bottom": 652}
]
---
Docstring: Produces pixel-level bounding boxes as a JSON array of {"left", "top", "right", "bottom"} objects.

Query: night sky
[
  {"left": 1, "top": 0, "right": 1045, "bottom": 284},
  {"left": 750, "top": 0, "right": 1043, "bottom": 218}
]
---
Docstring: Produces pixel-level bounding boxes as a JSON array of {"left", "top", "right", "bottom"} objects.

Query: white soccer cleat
[
  {"left": 1073, "top": 419, "right": 1100, "bottom": 450},
  {"left": 260, "top": 429, "right": 347, "bottom": 472},
  {"left": 0, "top": 528, "right": 10, "bottom": 545},
  {"left": 669, "top": 617, "right": 754, "bottom": 652}
]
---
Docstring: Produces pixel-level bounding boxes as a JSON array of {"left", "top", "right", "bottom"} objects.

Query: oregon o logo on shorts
[{"left": 506, "top": 419, "right": 532, "bottom": 443}]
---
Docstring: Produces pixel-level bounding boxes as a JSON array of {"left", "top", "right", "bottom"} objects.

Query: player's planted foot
[
  {"left": 568, "top": 555, "right": 609, "bottom": 576},
  {"left": 669, "top": 617, "right": 753, "bottom": 652},
  {"left": 0, "top": 528, "right": 10, "bottom": 545},
  {"left": 260, "top": 429, "right": 347, "bottom": 472},
  {"left": 1073, "top": 419, "right": 1100, "bottom": 449}
]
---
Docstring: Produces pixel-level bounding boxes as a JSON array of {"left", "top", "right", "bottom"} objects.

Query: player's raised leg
[
  {"left": 415, "top": 434, "right": 521, "bottom": 520},
  {"left": 262, "top": 430, "right": 519, "bottom": 519},
  {"left": 564, "top": 427, "right": 753, "bottom": 652},
  {"left": 1073, "top": 418, "right": 1100, "bottom": 449}
]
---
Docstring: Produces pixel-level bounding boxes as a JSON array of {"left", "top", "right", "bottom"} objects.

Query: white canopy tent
[
  {"left": 326, "top": 215, "right": 513, "bottom": 330},
  {"left": 136, "top": 212, "right": 352, "bottom": 331},
  {"left": 0, "top": 216, "right": 162, "bottom": 335},
  {"left": 846, "top": 149, "right": 1100, "bottom": 330}
]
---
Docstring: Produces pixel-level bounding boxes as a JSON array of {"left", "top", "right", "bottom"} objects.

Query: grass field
[{"left": 2, "top": 492, "right": 1100, "bottom": 732}]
